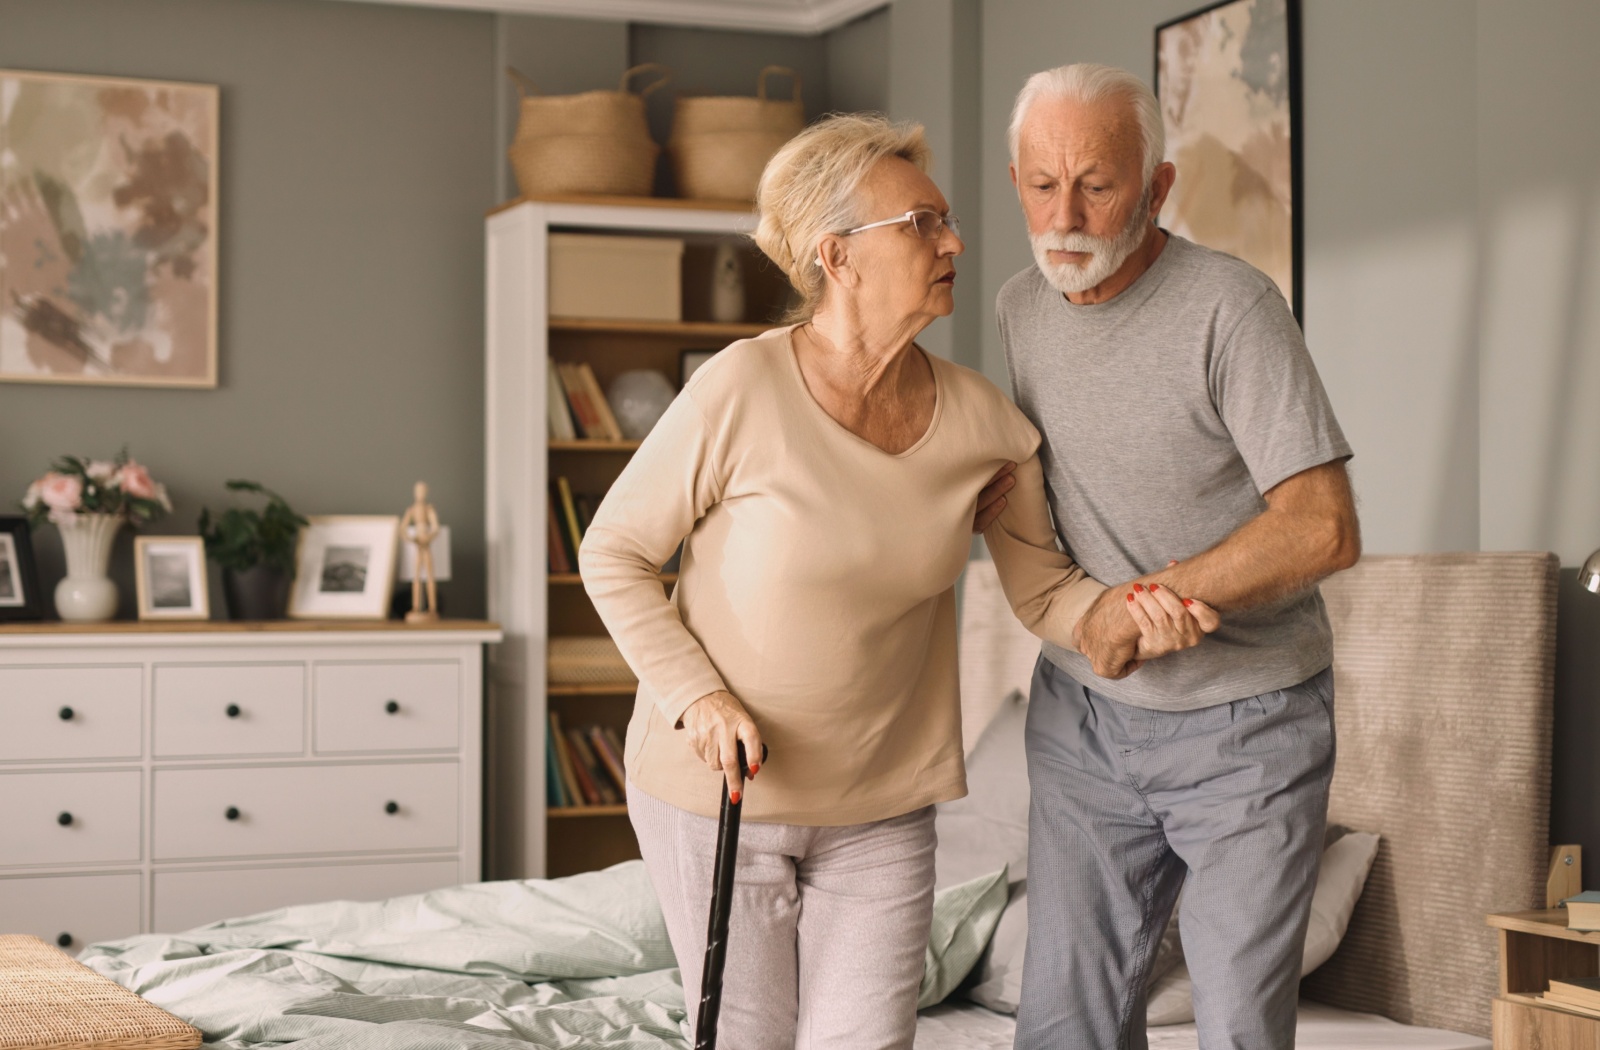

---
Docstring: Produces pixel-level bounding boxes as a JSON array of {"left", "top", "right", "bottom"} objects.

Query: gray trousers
[
  {"left": 1015, "top": 658, "right": 1335, "bottom": 1050},
  {"left": 628, "top": 783, "right": 937, "bottom": 1050}
]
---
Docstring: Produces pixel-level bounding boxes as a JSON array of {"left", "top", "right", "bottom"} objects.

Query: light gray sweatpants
[
  {"left": 1016, "top": 658, "right": 1336, "bottom": 1050},
  {"left": 628, "top": 783, "right": 936, "bottom": 1050}
]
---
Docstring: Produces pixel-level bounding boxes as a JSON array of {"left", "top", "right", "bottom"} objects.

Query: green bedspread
[{"left": 80, "top": 862, "right": 1007, "bottom": 1050}]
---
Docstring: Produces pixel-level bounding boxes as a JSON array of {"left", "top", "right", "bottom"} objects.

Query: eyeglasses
[{"left": 841, "top": 209, "right": 961, "bottom": 241}]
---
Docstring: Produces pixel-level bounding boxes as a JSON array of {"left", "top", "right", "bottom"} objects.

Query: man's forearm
[{"left": 1152, "top": 461, "right": 1360, "bottom": 613}]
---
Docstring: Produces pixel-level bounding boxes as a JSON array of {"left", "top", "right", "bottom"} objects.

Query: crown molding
[{"left": 329, "top": 0, "right": 887, "bottom": 34}]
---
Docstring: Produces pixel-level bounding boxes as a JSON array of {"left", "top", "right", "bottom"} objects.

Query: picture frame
[
  {"left": 0, "top": 516, "right": 44, "bottom": 622},
  {"left": 1155, "top": 0, "right": 1303, "bottom": 319},
  {"left": 133, "top": 536, "right": 210, "bottom": 621},
  {"left": 679, "top": 348, "right": 719, "bottom": 388},
  {"left": 288, "top": 515, "right": 400, "bottom": 620},
  {"left": 0, "top": 68, "right": 220, "bottom": 387}
]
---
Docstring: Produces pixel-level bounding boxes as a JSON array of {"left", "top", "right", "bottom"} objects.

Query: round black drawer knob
[
  {"left": 56, "top": 933, "right": 73, "bottom": 949},
  {"left": 225, "top": 704, "right": 241, "bottom": 718},
  {"left": 58, "top": 706, "right": 75, "bottom": 721},
  {"left": 384, "top": 801, "right": 399, "bottom": 815},
  {"left": 57, "top": 812, "right": 73, "bottom": 827},
  {"left": 385, "top": 700, "right": 400, "bottom": 715},
  {"left": 225, "top": 806, "right": 241, "bottom": 821}
]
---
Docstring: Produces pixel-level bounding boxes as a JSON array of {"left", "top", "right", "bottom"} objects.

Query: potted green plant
[{"left": 198, "top": 480, "right": 307, "bottom": 620}]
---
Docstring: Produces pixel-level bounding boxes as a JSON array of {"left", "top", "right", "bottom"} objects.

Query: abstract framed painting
[
  {"left": 0, "top": 69, "right": 219, "bottom": 386},
  {"left": 1155, "top": 0, "right": 1302, "bottom": 319}
]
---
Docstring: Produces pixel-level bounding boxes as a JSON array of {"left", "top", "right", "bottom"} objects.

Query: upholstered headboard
[{"left": 957, "top": 552, "right": 1559, "bottom": 1037}]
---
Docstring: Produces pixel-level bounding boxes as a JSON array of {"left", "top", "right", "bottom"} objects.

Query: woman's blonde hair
[{"left": 754, "top": 112, "right": 932, "bottom": 321}]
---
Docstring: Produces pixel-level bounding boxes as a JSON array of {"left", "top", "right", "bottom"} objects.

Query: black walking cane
[{"left": 694, "top": 740, "right": 767, "bottom": 1050}]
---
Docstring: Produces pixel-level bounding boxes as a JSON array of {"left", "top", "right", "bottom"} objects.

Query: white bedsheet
[{"left": 912, "top": 1000, "right": 1489, "bottom": 1050}]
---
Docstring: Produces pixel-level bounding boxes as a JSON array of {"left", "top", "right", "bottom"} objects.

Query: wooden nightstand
[{"left": 1488, "top": 909, "right": 1600, "bottom": 1047}]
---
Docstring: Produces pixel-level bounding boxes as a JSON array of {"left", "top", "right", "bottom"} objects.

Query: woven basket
[
  {"left": 506, "top": 64, "right": 668, "bottom": 199},
  {"left": 548, "top": 636, "right": 636, "bottom": 686},
  {"left": 0, "top": 935, "right": 201, "bottom": 1050},
  {"left": 669, "top": 66, "right": 804, "bottom": 202}
]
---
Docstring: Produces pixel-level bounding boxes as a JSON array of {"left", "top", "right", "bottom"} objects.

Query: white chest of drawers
[{"left": 0, "top": 621, "right": 499, "bottom": 951}]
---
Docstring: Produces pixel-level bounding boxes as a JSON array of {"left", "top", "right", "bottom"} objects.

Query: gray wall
[
  {"left": 0, "top": 0, "right": 498, "bottom": 620},
  {"left": 976, "top": 0, "right": 1600, "bottom": 867}
]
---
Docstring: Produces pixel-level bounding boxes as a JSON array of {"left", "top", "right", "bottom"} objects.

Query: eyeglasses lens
[{"left": 911, "top": 212, "right": 959, "bottom": 240}]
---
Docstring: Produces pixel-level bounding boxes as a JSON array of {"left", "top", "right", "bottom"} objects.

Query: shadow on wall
[{"left": 1480, "top": 181, "right": 1600, "bottom": 561}]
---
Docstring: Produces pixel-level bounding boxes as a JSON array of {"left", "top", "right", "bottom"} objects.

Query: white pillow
[
  {"left": 934, "top": 689, "right": 1030, "bottom": 890},
  {"left": 965, "top": 831, "right": 1381, "bottom": 1021},
  {"left": 1143, "top": 830, "right": 1382, "bottom": 1025}
]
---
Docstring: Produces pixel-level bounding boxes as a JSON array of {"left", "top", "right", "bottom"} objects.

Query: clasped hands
[{"left": 975, "top": 461, "right": 1219, "bottom": 680}]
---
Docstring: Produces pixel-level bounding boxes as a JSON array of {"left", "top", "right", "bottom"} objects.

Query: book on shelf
[
  {"left": 547, "top": 502, "right": 572, "bottom": 574},
  {"left": 1547, "top": 975, "right": 1600, "bottom": 1012},
  {"left": 552, "top": 361, "right": 625, "bottom": 442},
  {"left": 555, "top": 478, "right": 584, "bottom": 558},
  {"left": 548, "top": 711, "right": 585, "bottom": 808},
  {"left": 566, "top": 729, "right": 619, "bottom": 804},
  {"left": 545, "top": 726, "right": 570, "bottom": 808},
  {"left": 574, "top": 494, "right": 594, "bottom": 535},
  {"left": 589, "top": 725, "right": 628, "bottom": 798},
  {"left": 546, "top": 358, "right": 577, "bottom": 441},
  {"left": 554, "top": 362, "right": 599, "bottom": 439},
  {"left": 1566, "top": 890, "right": 1600, "bottom": 930},
  {"left": 576, "top": 363, "right": 624, "bottom": 441}
]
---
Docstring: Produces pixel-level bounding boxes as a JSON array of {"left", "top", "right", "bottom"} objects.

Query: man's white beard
[{"left": 1030, "top": 186, "right": 1154, "bottom": 296}]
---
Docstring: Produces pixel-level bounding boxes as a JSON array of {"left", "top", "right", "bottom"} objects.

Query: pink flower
[
  {"left": 37, "top": 472, "right": 83, "bottom": 512},
  {"left": 86, "top": 460, "right": 118, "bottom": 484},
  {"left": 116, "top": 461, "right": 159, "bottom": 500}
]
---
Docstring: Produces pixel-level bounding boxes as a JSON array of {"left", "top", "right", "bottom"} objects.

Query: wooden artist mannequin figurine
[{"left": 400, "top": 481, "right": 441, "bottom": 623}]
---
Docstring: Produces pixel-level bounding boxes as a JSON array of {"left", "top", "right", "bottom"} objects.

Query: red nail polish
[
  {"left": 730, "top": 791, "right": 741, "bottom": 804},
  {"left": 1133, "top": 583, "right": 1145, "bottom": 593},
  {"left": 1183, "top": 598, "right": 1194, "bottom": 607},
  {"left": 749, "top": 764, "right": 760, "bottom": 775},
  {"left": 1127, "top": 593, "right": 1135, "bottom": 603},
  {"left": 1148, "top": 584, "right": 1159, "bottom": 592}
]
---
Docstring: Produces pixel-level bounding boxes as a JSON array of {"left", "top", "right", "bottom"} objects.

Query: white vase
[{"left": 55, "top": 513, "right": 122, "bottom": 623}]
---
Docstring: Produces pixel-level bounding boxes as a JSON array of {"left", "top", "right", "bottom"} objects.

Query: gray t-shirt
[{"left": 997, "top": 233, "right": 1352, "bottom": 710}]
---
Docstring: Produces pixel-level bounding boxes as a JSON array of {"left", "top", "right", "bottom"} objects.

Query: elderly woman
[{"left": 579, "top": 113, "right": 1214, "bottom": 1049}]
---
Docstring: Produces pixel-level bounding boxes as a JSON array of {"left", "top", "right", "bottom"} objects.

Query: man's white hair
[{"left": 1008, "top": 63, "right": 1164, "bottom": 180}]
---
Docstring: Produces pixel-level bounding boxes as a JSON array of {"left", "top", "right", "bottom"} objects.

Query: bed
[{"left": 77, "top": 553, "right": 1557, "bottom": 1049}]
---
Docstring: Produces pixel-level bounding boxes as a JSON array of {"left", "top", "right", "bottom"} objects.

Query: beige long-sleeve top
[{"left": 579, "top": 326, "right": 1105, "bottom": 824}]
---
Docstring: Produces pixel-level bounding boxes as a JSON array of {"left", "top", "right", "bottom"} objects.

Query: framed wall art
[
  {"left": 0, "top": 515, "right": 44, "bottom": 622},
  {"left": 288, "top": 516, "right": 400, "bottom": 620},
  {"left": 0, "top": 69, "right": 219, "bottom": 386},
  {"left": 133, "top": 535, "right": 209, "bottom": 621},
  {"left": 1155, "top": 0, "right": 1302, "bottom": 318}
]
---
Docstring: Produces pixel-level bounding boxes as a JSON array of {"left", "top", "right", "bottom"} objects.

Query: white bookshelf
[{"left": 483, "top": 196, "right": 761, "bottom": 879}]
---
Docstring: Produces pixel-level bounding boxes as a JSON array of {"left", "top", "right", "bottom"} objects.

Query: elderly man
[{"left": 980, "top": 63, "right": 1360, "bottom": 1048}]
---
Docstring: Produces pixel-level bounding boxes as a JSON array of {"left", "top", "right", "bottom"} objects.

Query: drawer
[
  {"left": 153, "top": 663, "right": 305, "bottom": 757},
  {"left": 0, "top": 770, "right": 142, "bottom": 867},
  {"left": 314, "top": 662, "right": 460, "bottom": 753},
  {"left": 153, "top": 858, "right": 463, "bottom": 932},
  {"left": 0, "top": 873, "right": 142, "bottom": 951},
  {"left": 0, "top": 667, "right": 142, "bottom": 763},
  {"left": 153, "top": 762, "right": 459, "bottom": 861}
]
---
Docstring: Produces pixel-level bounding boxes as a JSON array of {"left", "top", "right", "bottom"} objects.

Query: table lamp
[{"left": 1582, "top": 548, "right": 1600, "bottom": 592}]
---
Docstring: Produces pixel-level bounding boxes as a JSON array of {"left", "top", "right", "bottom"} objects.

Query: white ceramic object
[
  {"left": 54, "top": 513, "right": 121, "bottom": 623},
  {"left": 607, "top": 369, "right": 678, "bottom": 440},
  {"left": 710, "top": 241, "right": 745, "bottom": 323}
]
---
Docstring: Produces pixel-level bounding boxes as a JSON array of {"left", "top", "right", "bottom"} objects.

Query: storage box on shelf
[
  {"left": 0, "top": 620, "right": 500, "bottom": 948},
  {"left": 486, "top": 195, "right": 786, "bottom": 879}
]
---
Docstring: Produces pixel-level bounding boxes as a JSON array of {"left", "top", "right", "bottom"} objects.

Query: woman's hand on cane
[{"left": 680, "top": 690, "right": 765, "bottom": 804}]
